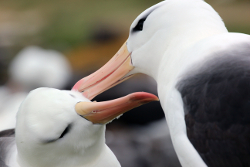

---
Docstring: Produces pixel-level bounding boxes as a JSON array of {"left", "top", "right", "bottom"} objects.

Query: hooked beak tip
[
  {"left": 129, "top": 93, "right": 159, "bottom": 103},
  {"left": 75, "top": 92, "right": 159, "bottom": 124}
]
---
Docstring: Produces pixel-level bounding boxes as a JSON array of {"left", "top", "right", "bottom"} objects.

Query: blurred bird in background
[{"left": 0, "top": 46, "right": 71, "bottom": 131}]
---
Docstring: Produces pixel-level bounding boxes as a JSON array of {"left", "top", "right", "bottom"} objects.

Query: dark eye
[
  {"left": 70, "top": 94, "right": 76, "bottom": 98},
  {"left": 59, "top": 124, "right": 71, "bottom": 139},
  {"left": 132, "top": 18, "right": 146, "bottom": 32},
  {"left": 43, "top": 124, "right": 72, "bottom": 143}
]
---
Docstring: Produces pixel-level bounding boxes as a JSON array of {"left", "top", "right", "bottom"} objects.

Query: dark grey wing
[
  {"left": 177, "top": 44, "right": 250, "bottom": 167},
  {"left": 0, "top": 129, "right": 15, "bottom": 138},
  {"left": 0, "top": 159, "right": 8, "bottom": 167},
  {"left": 0, "top": 129, "right": 15, "bottom": 167}
]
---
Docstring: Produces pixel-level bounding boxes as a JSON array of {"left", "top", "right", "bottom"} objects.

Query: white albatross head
[
  {"left": 72, "top": 0, "right": 227, "bottom": 100},
  {"left": 15, "top": 87, "right": 158, "bottom": 167}
]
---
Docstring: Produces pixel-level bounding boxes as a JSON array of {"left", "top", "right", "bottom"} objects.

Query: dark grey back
[
  {"left": 0, "top": 129, "right": 15, "bottom": 167},
  {"left": 177, "top": 44, "right": 250, "bottom": 167}
]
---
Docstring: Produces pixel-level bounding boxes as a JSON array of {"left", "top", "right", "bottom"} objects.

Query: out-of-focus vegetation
[
  {"left": 0, "top": 0, "right": 249, "bottom": 83},
  {"left": 210, "top": 0, "right": 250, "bottom": 34},
  {"left": 0, "top": 0, "right": 159, "bottom": 50},
  {"left": 0, "top": 0, "right": 248, "bottom": 50},
  {"left": 0, "top": 0, "right": 160, "bottom": 83}
]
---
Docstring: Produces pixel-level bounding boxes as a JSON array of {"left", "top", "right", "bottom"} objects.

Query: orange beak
[
  {"left": 72, "top": 42, "right": 135, "bottom": 100},
  {"left": 75, "top": 92, "right": 159, "bottom": 124}
]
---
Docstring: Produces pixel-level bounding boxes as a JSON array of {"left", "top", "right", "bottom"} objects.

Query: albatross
[
  {"left": 0, "top": 88, "right": 158, "bottom": 167},
  {"left": 72, "top": 0, "right": 250, "bottom": 166}
]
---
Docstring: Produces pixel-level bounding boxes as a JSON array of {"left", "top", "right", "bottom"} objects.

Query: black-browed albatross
[
  {"left": 0, "top": 87, "right": 158, "bottom": 167},
  {"left": 72, "top": 0, "right": 250, "bottom": 166}
]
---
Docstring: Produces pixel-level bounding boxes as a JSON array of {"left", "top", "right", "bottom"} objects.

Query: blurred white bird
[
  {"left": 0, "top": 46, "right": 72, "bottom": 131},
  {"left": 9, "top": 46, "right": 71, "bottom": 91},
  {"left": 0, "top": 87, "right": 158, "bottom": 167}
]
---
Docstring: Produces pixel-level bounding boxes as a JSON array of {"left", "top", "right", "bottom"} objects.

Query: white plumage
[
  {"left": 0, "top": 86, "right": 157, "bottom": 166},
  {"left": 9, "top": 46, "right": 71, "bottom": 91},
  {"left": 73, "top": 0, "right": 250, "bottom": 166},
  {"left": 3, "top": 88, "right": 120, "bottom": 167}
]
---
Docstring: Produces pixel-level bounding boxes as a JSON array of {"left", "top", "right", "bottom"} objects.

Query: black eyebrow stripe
[
  {"left": 59, "top": 124, "right": 71, "bottom": 139},
  {"left": 132, "top": 13, "right": 151, "bottom": 33},
  {"left": 131, "top": 5, "right": 161, "bottom": 33}
]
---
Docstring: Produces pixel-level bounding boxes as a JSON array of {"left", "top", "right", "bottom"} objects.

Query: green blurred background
[{"left": 0, "top": 0, "right": 249, "bottom": 84}]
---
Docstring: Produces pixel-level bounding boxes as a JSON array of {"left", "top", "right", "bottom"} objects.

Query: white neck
[
  {"left": 89, "top": 145, "right": 121, "bottom": 167},
  {"left": 132, "top": 1, "right": 230, "bottom": 166}
]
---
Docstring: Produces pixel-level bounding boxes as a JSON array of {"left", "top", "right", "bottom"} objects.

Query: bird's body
[
  {"left": 73, "top": 0, "right": 250, "bottom": 166},
  {"left": 178, "top": 42, "right": 250, "bottom": 166},
  {"left": 158, "top": 33, "right": 250, "bottom": 167}
]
